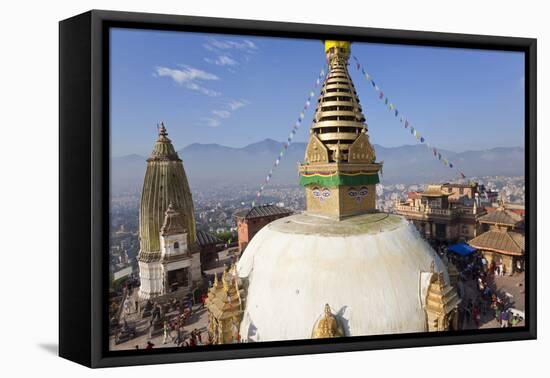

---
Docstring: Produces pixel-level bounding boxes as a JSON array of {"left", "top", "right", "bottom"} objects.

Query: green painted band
[{"left": 299, "top": 173, "right": 379, "bottom": 187}]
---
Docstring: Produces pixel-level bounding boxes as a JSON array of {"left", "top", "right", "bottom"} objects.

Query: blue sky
[{"left": 110, "top": 28, "right": 525, "bottom": 157}]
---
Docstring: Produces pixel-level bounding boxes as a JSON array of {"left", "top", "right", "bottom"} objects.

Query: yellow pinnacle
[{"left": 324, "top": 40, "right": 351, "bottom": 53}]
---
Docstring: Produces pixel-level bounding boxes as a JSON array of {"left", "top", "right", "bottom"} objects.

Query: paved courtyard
[
  {"left": 110, "top": 248, "right": 239, "bottom": 351},
  {"left": 460, "top": 271, "right": 525, "bottom": 330},
  {"left": 110, "top": 289, "right": 210, "bottom": 350}
]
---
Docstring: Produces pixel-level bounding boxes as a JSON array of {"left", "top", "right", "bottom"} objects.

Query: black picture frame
[{"left": 59, "top": 9, "right": 537, "bottom": 368}]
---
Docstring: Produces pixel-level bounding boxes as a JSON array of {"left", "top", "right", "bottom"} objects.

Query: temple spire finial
[
  {"left": 311, "top": 303, "right": 345, "bottom": 338},
  {"left": 324, "top": 40, "right": 351, "bottom": 64},
  {"left": 159, "top": 121, "right": 168, "bottom": 137}
]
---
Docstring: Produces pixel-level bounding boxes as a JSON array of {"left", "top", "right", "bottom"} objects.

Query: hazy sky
[{"left": 110, "top": 28, "right": 525, "bottom": 157}]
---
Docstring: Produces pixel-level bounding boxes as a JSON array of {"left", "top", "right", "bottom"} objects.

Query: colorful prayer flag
[{"left": 351, "top": 55, "right": 467, "bottom": 182}]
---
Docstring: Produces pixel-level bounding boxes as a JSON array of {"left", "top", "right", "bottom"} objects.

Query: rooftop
[
  {"left": 479, "top": 207, "right": 523, "bottom": 226},
  {"left": 469, "top": 230, "right": 524, "bottom": 256},
  {"left": 421, "top": 185, "right": 451, "bottom": 198},
  {"left": 234, "top": 204, "right": 292, "bottom": 220},
  {"left": 441, "top": 182, "right": 477, "bottom": 189},
  {"left": 196, "top": 230, "right": 223, "bottom": 247}
]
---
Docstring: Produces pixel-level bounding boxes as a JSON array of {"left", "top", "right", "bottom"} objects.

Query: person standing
[
  {"left": 501, "top": 309, "right": 509, "bottom": 327},
  {"left": 163, "top": 321, "right": 170, "bottom": 344},
  {"left": 495, "top": 305, "right": 501, "bottom": 324},
  {"left": 473, "top": 306, "right": 480, "bottom": 328}
]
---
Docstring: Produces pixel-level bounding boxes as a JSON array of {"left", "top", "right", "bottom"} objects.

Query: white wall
[{"left": 1, "top": 0, "right": 546, "bottom": 376}]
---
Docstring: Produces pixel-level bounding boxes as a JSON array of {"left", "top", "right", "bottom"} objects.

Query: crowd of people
[
  {"left": 432, "top": 242, "right": 523, "bottom": 329},
  {"left": 109, "top": 275, "right": 213, "bottom": 350}
]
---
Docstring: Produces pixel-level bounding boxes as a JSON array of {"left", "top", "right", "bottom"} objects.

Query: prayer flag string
[
  {"left": 352, "top": 55, "right": 466, "bottom": 180},
  {"left": 252, "top": 67, "right": 327, "bottom": 207}
]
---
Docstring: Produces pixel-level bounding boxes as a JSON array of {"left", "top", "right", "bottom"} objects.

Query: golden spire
[
  {"left": 311, "top": 304, "right": 345, "bottom": 338},
  {"left": 222, "top": 270, "right": 229, "bottom": 292},
  {"left": 298, "top": 41, "right": 383, "bottom": 219},
  {"left": 230, "top": 262, "right": 238, "bottom": 278},
  {"left": 310, "top": 41, "right": 369, "bottom": 162},
  {"left": 425, "top": 272, "right": 461, "bottom": 332}
]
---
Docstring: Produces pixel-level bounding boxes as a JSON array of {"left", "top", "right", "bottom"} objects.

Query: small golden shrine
[
  {"left": 205, "top": 265, "right": 244, "bottom": 344},
  {"left": 425, "top": 271, "right": 461, "bottom": 331},
  {"left": 299, "top": 41, "right": 382, "bottom": 220},
  {"left": 311, "top": 304, "right": 345, "bottom": 338}
]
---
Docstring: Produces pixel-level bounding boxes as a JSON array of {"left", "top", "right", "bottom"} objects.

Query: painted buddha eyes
[
  {"left": 348, "top": 186, "right": 368, "bottom": 202},
  {"left": 312, "top": 187, "right": 331, "bottom": 201},
  {"left": 358, "top": 187, "right": 369, "bottom": 197}
]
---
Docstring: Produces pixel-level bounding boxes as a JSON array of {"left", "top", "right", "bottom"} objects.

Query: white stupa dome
[{"left": 237, "top": 212, "right": 449, "bottom": 342}]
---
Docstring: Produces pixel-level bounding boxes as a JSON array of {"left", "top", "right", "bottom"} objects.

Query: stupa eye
[
  {"left": 321, "top": 188, "right": 331, "bottom": 198},
  {"left": 359, "top": 187, "right": 369, "bottom": 197},
  {"left": 312, "top": 187, "right": 321, "bottom": 198}
]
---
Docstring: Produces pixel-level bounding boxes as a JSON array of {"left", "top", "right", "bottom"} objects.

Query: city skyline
[{"left": 111, "top": 28, "right": 525, "bottom": 157}]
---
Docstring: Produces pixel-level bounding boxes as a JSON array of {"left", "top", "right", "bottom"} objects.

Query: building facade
[
  {"left": 196, "top": 229, "right": 224, "bottom": 268},
  {"left": 137, "top": 124, "right": 201, "bottom": 299},
  {"left": 395, "top": 184, "right": 487, "bottom": 243},
  {"left": 234, "top": 204, "right": 292, "bottom": 252},
  {"left": 468, "top": 202, "right": 525, "bottom": 275}
]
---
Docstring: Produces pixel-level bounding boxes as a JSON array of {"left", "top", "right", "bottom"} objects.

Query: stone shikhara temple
[
  {"left": 137, "top": 124, "right": 201, "bottom": 299},
  {"left": 206, "top": 41, "right": 461, "bottom": 344}
]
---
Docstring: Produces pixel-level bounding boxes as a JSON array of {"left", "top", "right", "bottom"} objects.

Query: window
[{"left": 173, "top": 242, "right": 179, "bottom": 249}]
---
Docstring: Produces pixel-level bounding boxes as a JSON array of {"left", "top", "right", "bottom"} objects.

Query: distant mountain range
[{"left": 111, "top": 139, "right": 524, "bottom": 193}]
